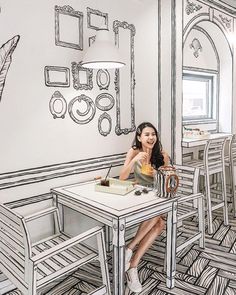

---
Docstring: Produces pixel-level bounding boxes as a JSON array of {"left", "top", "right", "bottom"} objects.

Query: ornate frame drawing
[
  {"left": 49, "top": 91, "right": 67, "bottom": 119},
  {"left": 71, "top": 62, "right": 93, "bottom": 90},
  {"left": 68, "top": 94, "right": 96, "bottom": 124},
  {"left": 88, "top": 35, "right": 96, "bottom": 46},
  {"left": 96, "top": 69, "right": 110, "bottom": 90},
  {"left": 44, "top": 66, "right": 70, "bottom": 87},
  {"left": 55, "top": 5, "right": 83, "bottom": 50},
  {"left": 87, "top": 7, "right": 108, "bottom": 30},
  {"left": 113, "top": 20, "right": 136, "bottom": 135},
  {"left": 98, "top": 112, "right": 112, "bottom": 136},
  {"left": 95, "top": 93, "right": 115, "bottom": 111}
]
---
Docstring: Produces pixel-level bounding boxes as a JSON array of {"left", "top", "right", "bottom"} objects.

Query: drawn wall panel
[{"left": 113, "top": 20, "right": 136, "bottom": 135}]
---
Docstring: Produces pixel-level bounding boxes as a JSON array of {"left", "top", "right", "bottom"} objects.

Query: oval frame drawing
[
  {"left": 49, "top": 91, "right": 67, "bottom": 119},
  {"left": 95, "top": 93, "right": 115, "bottom": 111},
  {"left": 98, "top": 112, "right": 112, "bottom": 136},
  {"left": 68, "top": 94, "right": 96, "bottom": 124},
  {"left": 96, "top": 69, "right": 110, "bottom": 90}
]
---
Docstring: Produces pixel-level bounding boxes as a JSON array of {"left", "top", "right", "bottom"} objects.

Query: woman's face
[{"left": 138, "top": 127, "right": 157, "bottom": 150}]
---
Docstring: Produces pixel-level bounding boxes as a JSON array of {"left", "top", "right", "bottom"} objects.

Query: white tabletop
[
  {"left": 182, "top": 132, "right": 232, "bottom": 148},
  {"left": 52, "top": 181, "right": 172, "bottom": 218}
]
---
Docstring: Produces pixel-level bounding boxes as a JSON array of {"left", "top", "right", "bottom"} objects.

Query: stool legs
[
  {"left": 205, "top": 172, "right": 213, "bottom": 235},
  {"left": 222, "top": 167, "right": 229, "bottom": 225}
]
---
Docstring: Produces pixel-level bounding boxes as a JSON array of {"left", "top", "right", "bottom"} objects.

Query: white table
[
  {"left": 182, "top": 132, "right": 232, "bottom": 148},
  {"left": 51, "top": 180, "right": 178, "bottom": 295}
]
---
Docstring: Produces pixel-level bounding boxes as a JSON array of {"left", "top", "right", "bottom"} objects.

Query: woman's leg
[
  {"left": 130, "top": 217, "right": 165, "bottom": 268},
  {"left": 127, "top": 216, "right": 163, "bottom": 250}
]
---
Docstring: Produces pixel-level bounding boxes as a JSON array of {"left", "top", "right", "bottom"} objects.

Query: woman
[{"left": 119, "top": 122, "right": 169, "bottom": 293}]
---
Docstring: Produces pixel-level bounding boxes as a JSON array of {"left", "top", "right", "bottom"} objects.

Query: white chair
[
  {"left": 0, "top": 202, "right": 111, "bottom": 295},
  {"left": 185, "top": 137, "right": 229, "bottom": 234},
  {"left": 225, "top": 134, "right": 236, "bottom": 217},
  {"left": 175, "top": 164, "right": 205, "bottom": 251}
]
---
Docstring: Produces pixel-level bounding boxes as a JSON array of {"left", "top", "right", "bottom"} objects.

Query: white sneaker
[
  {"left": 126, "top": 268, "right": 142, "bottom": 293},
  {"left": 125, "top": 248, "right": 133, "bottom": 271}
]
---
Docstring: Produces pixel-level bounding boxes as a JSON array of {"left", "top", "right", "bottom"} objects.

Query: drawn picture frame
[
  {"left": 44, "top": 66, "right": 70, "bottom": 87},
  {"left": 71, "top": 62, "right": 93, "bottom": 90},
  {"left": 113, "top": 20, "right": 136, "bottom": 135},
  {"left": 98, "top": 112, "right": 112, "bottom": 136},
  {"left": 87, "top": 7, "right": 108, "bottom": 30},
  {"left": 96, "top": 69, "right": 110, "bottom": 90},
  {"left": 55, "top": 5, "right": 83, "bottom": 50}
]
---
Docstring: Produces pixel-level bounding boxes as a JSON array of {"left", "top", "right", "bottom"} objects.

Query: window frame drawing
[
  {"left": 113, "top": 20, "right": 136, "bottom": 135},
  {"left": 55, "top": 5, "right": 83, "bottom": 50},
  {"left": 71, "top": 62, "right": 93, "bottom": 90},
  {"left": 87, "top": 7, "right": 108, "bottom": 30},
  {"left": 44, "top": 66, "right": 70, "bottom": 87}
]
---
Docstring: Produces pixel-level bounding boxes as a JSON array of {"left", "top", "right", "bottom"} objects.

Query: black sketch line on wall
[
  {"left": 0, "top": 35, "right": 20, "bottom": 102},
  {"left": 68, "top": 94, "right": 95, "bottom": 124},
  {"left": 113, "top": 20, "right": 136, "bottom": 136},
  {"left": 89, "top": 36, "right": 96, "bottom": 46},
  {"left": 189, "top": 38, "right": 202, "bottom": 58},
  {"left": 185, "top": 0, "right": 202, "bottom": 15},
  {"left": 96, "top": 69, "right": 110, "bottom": 90},
  {"left": 95, "top": 93, "right": 115, "bottom": 111},
  {"left": 71, "top": 62, "right": 93, "bottom": 90},
  {"left": 55, "top": 5, "right": 83, "bottom": 50},
  {"left": 44, "top": 66, "right": 70, "bottom": 87},
  {"left": 219, "top": 14, "right": 232, "bottom": 30},
  {"left": 87, "top": 7, "right": 108, "bottom": 30},
  {"left": 98, "top": 112, "right": 112, "bottom": 136},
  {"left": 49, "top": 91, "right": 67, "bottom": 119}
]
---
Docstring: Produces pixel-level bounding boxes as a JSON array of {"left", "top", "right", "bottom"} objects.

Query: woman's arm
[
  {"left": 162, "top": 151, "right": 170, "bottom": 166},
  {"left": 119, "top": 148, "right": 148, "bottom": 180}
]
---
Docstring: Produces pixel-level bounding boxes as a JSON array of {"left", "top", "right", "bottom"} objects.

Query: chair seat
[{"left": 31, "top": 233, "right": 96, "bottom": 285}]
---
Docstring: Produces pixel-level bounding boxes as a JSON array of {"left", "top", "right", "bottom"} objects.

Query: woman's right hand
[{"left": 134, "top": 152, "right": 148, "bottom": 163}]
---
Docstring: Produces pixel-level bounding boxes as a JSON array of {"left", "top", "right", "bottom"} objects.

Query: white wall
[{"left": 0, "top": 0, "right": 159, "bottom": 201}]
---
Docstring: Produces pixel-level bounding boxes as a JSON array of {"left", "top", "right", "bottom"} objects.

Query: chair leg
[
  {"left": 205, "top": 173, "right": 213, "bottom": 235},
  {"left": 198, "top": 195, "right": 205, "bottom": 248},
  {"left": 221, "top": 168, "right": 229, "bottom": 225},
  {"left": 96, "top": 230, "right": 111, "bottom": 295},
  {"left": 230, "top": 163, "right": 236, "bottom": 217}
]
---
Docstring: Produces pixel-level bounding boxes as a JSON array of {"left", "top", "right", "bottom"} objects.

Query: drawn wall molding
[
  {"left": 219, "top": 14, "right": 232, "bottom": 29},
  {"left": 87, "top": 7, "right": 108, "bottom": 30},
  {"left": 113, "top": 20, "right": 136, "bottom": 135},
  {"left": 0, "top": 153, "right": 126, "bottom": 190},
  {"left": 189, "top": 38, "right": 202, "bottom": 57},
  {"left": 96, "top": 69, "right": 110, "bottom": 90},
  {"left": 55, "top": 5, "right": 83, "bottom": 50},
  {"left": 89, "top": 35, "right": 96, "bottom": 46},
  {"left": 185, "top": 0, "right": 202, "bottom": 15},
  {"left": 49, "top": 91, "right": 67, "bottom": 119},
  {"left": 95, "top": 93, "right": 115, "bottom": 111},
  {"left": 71, "top": 62, "right": 93, "bottom": 90},
  {"left": 44, "top": 66, "right": 70, "bottom": 87},
  {"left": 68, "top": 94, "right": 95, "bottom": 124},
  {"left": 98, "top": 112, "right": 112, "bottom": 136},
  {"left": 0, "top": 35, "right": 20, "bottom": 102}
]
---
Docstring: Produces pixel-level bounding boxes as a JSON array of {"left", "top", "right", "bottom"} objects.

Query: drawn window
[{"left": 183, "top": 71, "right": 217, "bottom": 122}]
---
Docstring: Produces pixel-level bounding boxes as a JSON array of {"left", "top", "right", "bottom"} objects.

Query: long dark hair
[{"left": 132, "top": 122, "right": 164, "bottom": 169}]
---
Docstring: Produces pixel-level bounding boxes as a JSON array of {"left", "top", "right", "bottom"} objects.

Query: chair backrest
[
  {"left": 204, "top": 137, "right": 227, "bottom": 173},
  {"left": 174, "top": 164, "right": 199, "bottom": 195},
  {"left": 0, "top": 204, "right": 30, "bottom": 284},
  {"left": 229, "top": 134, "right": 236, "bottom": 166}
]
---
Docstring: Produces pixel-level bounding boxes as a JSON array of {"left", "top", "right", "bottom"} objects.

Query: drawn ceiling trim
[{"left": 0, "top": 35, "right": 20, "bottom": 102}]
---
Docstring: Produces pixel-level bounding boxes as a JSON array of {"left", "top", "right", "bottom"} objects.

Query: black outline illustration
[
  {"left": 113, "top": 20, "right": 136, "bottom": 135},
  {"left": 68, "top": 94, "right": 95, "bottom": 124},
  {"left": 95, "top": 93, "right": 115, "bottom": 111},
  {"left": 189, "top": 38, "right": 202, "bottom": 57},
  {"left": 98, "top": 112, "right": 112, "bottom": 136},
  {"left": 96, "top": 69, "right": 110, "bottom": 90},
  {"left": 87, "top": 7, "right": 108, "bottom": 30},
  {"left": 44, "top": 66, "right": 70, "bottom": 87},
  {"left": 89, "top": 36, "right": 96, "bottom": 47},
  {"left": 0, "top": 35, "right": 20, "bottom": 102},
  {"left": 55, "top": 5, "right": 83, "bottom": 50},
  {"left": 71, "top": 62, "right": 93, "bottom": 90},
  {"left": 49, "top": 91, "right": 67, "bottom": 119}
]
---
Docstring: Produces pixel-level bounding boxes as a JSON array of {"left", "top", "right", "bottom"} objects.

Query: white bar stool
[{"left": 185, "top": 137, "right": 229, "bottom": 234}]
